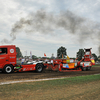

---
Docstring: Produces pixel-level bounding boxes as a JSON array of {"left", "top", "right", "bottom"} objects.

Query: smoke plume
[{"left": 1, "top": 9, "right": 100, "bottom": 44}]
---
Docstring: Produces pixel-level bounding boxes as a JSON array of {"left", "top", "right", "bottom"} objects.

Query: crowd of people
[{"left": 18, "top": 57, "right": 54, "bottom": 65}]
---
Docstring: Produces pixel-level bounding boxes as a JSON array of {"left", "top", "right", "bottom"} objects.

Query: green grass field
[
  {"left": 92, "top": 64, "right": 100, "bottom": 67},
  {"left": 0, "top": 74, "right": 100, "bottom": 100}
]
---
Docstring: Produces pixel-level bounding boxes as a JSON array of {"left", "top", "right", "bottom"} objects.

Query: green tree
[
  {"left": 16, "top": 47, "right": 23, "bottom": 58},
  {"left": 57, "top": 46, "right": 67, "bottom": 58},
  {"left": 98, "top": 56, "right": 100, "bottom": 62},
  {"left": 32, "top": 55, "right": 38, "bottom": 59},
  {"left": 92, "top": 53, "right": 98, "bottom": 62},
  {"left": 77, "top": 49, "right": 84, "bottom": 61}
]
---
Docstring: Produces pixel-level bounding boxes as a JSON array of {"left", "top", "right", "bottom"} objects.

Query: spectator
[
  {"left": 21, "top": 58, "right": 25, "bottom": 65},
  {"left": 25, "top": 58, "right": 29, "bottom": 63}
]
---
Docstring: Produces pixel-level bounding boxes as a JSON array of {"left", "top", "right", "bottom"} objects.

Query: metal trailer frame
[{"left": 44, "top": 48, "right": 95, "bottom": 72}]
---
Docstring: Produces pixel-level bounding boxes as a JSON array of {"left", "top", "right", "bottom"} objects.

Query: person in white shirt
[{"left": 21, "top": 58, "right": 25, "bottom": 64}]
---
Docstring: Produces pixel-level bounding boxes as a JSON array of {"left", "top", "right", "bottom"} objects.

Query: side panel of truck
[
  {"left": 8, "top": 46, "right": 16, "bottom": 65},
  {"left": 20, "top": 64, "right": 36, "bottom": 72}
]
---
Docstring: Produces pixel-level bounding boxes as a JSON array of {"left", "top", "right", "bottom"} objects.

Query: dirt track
[{"left": 0, "top": 67, "right": 100, "bottom": 82}]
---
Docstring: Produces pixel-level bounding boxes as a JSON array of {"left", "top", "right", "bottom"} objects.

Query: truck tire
[
  {"left": 82, "top": 67, "right": 86, "bottom": 71},
  {"left": 3, "top": 65, "right": 14, "bottom": 74},
  {"left": 36, "top": 63, "right": 43, "bottom": 73}
]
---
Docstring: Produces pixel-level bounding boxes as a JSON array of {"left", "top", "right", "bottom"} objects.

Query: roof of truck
[{"left": 0, "top": 45, "right": 16, "bottom": 48}]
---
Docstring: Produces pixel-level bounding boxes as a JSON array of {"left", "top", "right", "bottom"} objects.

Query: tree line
[{"left": 16, "top": 46, "right": 99, "bottom": 62}]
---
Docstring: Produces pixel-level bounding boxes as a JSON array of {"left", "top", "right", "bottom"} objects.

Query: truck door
[
  {"left": 0, "top": 48, "right": 9, "bottom": 68},
  {"left": 8, "top": 46, "right": 16, "bottom": 64}
]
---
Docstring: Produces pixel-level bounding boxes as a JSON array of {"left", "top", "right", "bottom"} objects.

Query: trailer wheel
[
  {"left": 3, "top": 65, "right": 14, "bottom": 74},
  {"left": 82, "top": 67, "right": 86, "bottom": 71},
  {"left": 87, "top": 66, "right": 91, "bottom": 71},
  {"left": 36, "top": 63, "right": 43, "bottom": 73}
]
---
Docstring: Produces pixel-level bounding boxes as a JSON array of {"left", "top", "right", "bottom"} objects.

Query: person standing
[{"left": 21, "top": 57, "right": 25, "bottom": 65}]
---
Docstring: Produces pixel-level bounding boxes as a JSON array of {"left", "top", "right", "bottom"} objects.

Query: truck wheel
[
  {"left": 87, "top": 66, "right": 91, "bottom": 71},
  {"left": 82, "top": 67, "right": 86, "bottom": 71},
  {"left": 36, "top": 63, "right": 43, "bottom": 73},
  {"left": 3, "top": 65, "right": 13, "bottom": 74}
]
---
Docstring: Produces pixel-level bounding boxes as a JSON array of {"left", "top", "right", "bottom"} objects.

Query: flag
[
  {"left": 30, "top": 51, "right": 32, "bottom": 59},
  {"left": 67, "top": 55, "right": 70, "bottom": 59},
  {"left": 44, "top": 53, "right": 46, "bottom": 57}
]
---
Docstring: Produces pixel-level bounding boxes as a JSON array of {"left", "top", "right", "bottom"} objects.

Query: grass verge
[
  {"left": 0, "top": 74, "right": 100, "bottom": 100},
  {"left": 92, "top": 64, "right": 100, "bottom": 67}
]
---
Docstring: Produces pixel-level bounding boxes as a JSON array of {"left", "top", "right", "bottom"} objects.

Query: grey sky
[{"left": 0, "top": 0, "right": 100, "bottom": 57}]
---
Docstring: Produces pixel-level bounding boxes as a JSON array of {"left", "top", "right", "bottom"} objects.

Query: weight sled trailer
[{"left": 44, "top": 48, "right": 95, "bottom": 72}]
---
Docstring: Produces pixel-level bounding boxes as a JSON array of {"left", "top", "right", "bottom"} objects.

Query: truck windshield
[{"left": 0, "top": 48, "right": 7, "bottom": 55}]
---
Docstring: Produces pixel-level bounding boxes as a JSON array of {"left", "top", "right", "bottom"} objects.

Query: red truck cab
[
  {"left": 0, "top": 45, "right": 16, "bottom": 73},
  {"left": 0, "top": 45, "right": 45, "bottom": 73}
]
